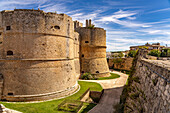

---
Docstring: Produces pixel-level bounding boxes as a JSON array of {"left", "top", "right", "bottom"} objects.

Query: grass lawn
[
  {"left": 97, "top": 73, "right": 120, "bottom": 80},
  {"left": 113, "top": 69, "right": 130, "bottom": 75},
  {"left": 0, "top": 81, "right": 102, "bottom": 113}
]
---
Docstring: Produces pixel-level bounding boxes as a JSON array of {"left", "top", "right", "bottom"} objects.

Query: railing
[{"left": 141, "top": 62, "right": 170, "bottom": 83}]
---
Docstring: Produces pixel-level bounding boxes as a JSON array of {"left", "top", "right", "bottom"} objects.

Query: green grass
[
  {"left": 0, "top": 81, "right": 102, "bottom": 113},
  {"left": 97, "top": 73, "right": 120, "bottom": 80},
  {"left": 113, "top": 69, "right": 130, "bottom": 75}
]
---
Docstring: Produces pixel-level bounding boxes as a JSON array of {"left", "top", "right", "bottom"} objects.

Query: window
[
  {"left": 0, "top": 33, "right": 1, "bottom": 35},
  {"left": 7, "top": 51, "right": 13, "bottom": 55},
  {"left": 8, "top": 93, "right": 13, "bottom": 95},
  {"left": 85, "top": 41, "right": 89, "bottom": 43},
  {"left": 54, "top": 25, "right": 60, "bottom": 29},
  {"left": 96, "top": 71, "right": 99, "bottom": 73},
  {"left": 82, "top": 71, "right": 84, "bottom": 73},
  {"left": 82, "top": 54, "right": 84, "bottom": 57},
  {"left": 6, "top": 26, "right": 11, "bottom": 30}
]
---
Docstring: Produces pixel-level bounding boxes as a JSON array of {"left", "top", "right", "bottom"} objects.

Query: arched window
[
  {"left": 6, "top": 26, "right": 11, "bottom": 30},
  {"left": 96, "top": 71, "right": 99, "bottom": 73},
  {"left": 54, "top": 25, "right": 60, "bottom": 29},
  {"left": 7, "top": 51, "right": 13, "bottom": 55},
  {"left": 82, "top": 54, "right": 84, "bottom": 57},
  {"left": 8, "top": 93, "right": 13, "bottom": 95}
]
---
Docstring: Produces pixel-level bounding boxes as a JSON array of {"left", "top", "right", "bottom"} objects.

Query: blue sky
[{"left": 0, "top": 0, "right": 170, "bottom": 51}]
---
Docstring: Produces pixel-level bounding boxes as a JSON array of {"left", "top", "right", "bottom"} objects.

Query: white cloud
[
  {"left": 96, "top": 10, "right": 150, "bottom": 28},
  {"left": 148, "top": 8, "right": 170, "bottom": 13}
]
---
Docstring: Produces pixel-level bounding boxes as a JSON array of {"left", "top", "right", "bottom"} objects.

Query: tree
[
  {"left": 160, "top": 49, "right": 170, "bottom": 57},
  {"left": 128, "top": 50, "right": 137, "bottom": 57},
  {"left": 118, "top": 52, "right": 124, "bottom": 58},
  {"left": 148, "top": 50, "right": 161, "bottom": 57}
]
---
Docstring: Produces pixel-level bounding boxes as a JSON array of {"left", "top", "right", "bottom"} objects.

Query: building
[
  {"left": 0, "top": 9, "right": 109, "bottom": 101},
  {"left": 130, "top": 42, "right": 165, "bottom": 51},
  {"left": 75, "top": 20, "right": 110, "bottom": 77}
]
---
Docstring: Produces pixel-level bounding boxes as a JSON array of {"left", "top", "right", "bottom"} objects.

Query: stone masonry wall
[
  {"left": 75, "top": 27, "right": 110, "bottom": 77},
  {"left": 108, "top": 58, "right": 133, "bottom": 71},
  {"left": 124, "top": 50, "right": 170, "bottom": 113},
  {"left": 0, "top": 9, "right": 79, "bottom": 101}
]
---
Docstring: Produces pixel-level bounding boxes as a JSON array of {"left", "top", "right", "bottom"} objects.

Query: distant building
[
  {"left": 130, "top": 42, "right": 165, "bottom": 51},
  {"left": 106, "top": 50, "right": 129, "bottom": 59}
]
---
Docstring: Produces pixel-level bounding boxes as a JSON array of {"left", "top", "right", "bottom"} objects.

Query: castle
[{"left": 0, "top": 9, "right": 109, "bottom": 101}]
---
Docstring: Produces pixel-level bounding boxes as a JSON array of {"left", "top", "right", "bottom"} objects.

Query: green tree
[
  {"left": 118, "top": 52, "right": 124, "bottom": 58},
  {"left": 160, "top": 49, "right": 170, "bottom": 57},
  {"left": 148, "top": 50, "right": 161, "bottom": 57},
  {"left": 128, "top": 50, "right": 137, "bottom": 57}
]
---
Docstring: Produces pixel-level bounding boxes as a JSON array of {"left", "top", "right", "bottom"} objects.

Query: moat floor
[
  {"left": 88, "top": 87, "right": 123, "bottom": 113},
  {"left": 79, "top": 70, "right": 128, "bottom": 113}
]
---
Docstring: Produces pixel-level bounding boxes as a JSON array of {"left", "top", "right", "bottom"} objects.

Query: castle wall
[
  {"left": 0, "top": 9, "right": 79, "bottom": 101},
  {"left": 76, "top": 27, "right": 109, "bottom": 77},
  {"left": 123, "top": 50, "right": 170, "bottom": 113},
  {"left": 108, "top": 58, "right": 133, "bottom": 71},
  {"left": 74, "top": 32, "right": 80, "bottom": 79}
]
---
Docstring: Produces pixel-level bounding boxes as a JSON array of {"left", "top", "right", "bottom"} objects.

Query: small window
[
  {"left": 0, "top": 42, "right": 2, "bottom": 44},
  {"left": 6, "top": 26, "right": 11, "bottom": 30},
  {"left": 54, "top": 25, "right": 60, "bottom": 29},
  {"left": 0, "top": 33, "right": 1, "bottom": 35},
  {"left": 8, "top": 93, "right": 13, "bottom": 95},
  {"left": 82, "top": 54, "right": 84, "bottom": 57},
  {"left": 7, "top": 51, "right": 13, "bottom": 55},
  {"left": 96, "top": 71, "right": 99, "bottom": 73},
  {"left": 82, "top": 71, "right": 84, "bottom": 73},
  {"left": 85, "top": 41, "right": 89, "bottom": 43}
]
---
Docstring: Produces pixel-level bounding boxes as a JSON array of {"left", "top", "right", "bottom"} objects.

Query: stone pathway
[{"left": 79, "top": 70, "right": 129, "bottom": 113}]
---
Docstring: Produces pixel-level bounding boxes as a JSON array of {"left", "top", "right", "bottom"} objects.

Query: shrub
[
  {"left": 80, "top": 73, "right": 96, "bottom": 80},
  {"left": 128, "top": 50, "right": 137, "bottom": 57},
  {"left": 160, "top": 49, "right": 170, "bottom": 57},
  {"left": 88, "top": 24, "right": 95, "bottom": 29},
  {"left": 148, "top": 49, "right": 161, "bottom": 57}
]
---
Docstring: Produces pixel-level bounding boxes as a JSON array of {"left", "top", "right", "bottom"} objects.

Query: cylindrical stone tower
[
  {"left": 76, "top": 21, "right": 110, "bottom": 77},
  {"left": 0, "top": 9, "right": 79, "bottom": 101}
]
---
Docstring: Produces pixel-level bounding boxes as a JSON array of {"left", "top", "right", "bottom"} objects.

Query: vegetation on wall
[
  {"left": 112, "top": 52, "right": 124, "bottom": 58},
  {"left": 114, "top": 50, "right": 139, "bottom": 113},
  {"left": 128, "top": 50, "right": 137, "bottom": 57},
  {"left": 88, "top": 24, "right": 95, "bottom": 29},
  {"left": 148, "top": 49, "right": 161, "bottom": 57},
  {"left": 113, "top": 58, "right": 123, "bottom": 63},
  {"left": 160, "top": 48, "right": 170, "bottom": 57}
]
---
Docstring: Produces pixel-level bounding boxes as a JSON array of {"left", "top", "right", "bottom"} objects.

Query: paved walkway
[
  {"left": 79, "top": 70, "right": 129, "bottom": 113},
  {"left": 88, "top": 87, "right": 123, "bottom": 113}
]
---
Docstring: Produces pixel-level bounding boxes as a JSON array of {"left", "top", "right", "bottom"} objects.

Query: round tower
[
  {"left": 76, "top": 20, "right": 110, "bottom": 77},
  {"left": 0, "top": 9, "right": 79, "bottom": 101}
]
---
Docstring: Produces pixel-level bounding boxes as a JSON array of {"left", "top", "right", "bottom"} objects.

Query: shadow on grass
[{"left": 81, "top": 103, "right": 96, "bottom": 113}]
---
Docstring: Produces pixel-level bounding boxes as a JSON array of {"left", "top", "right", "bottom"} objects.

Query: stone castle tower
[
  {"left": 75, "top": 19, "right": 110, "bottom": 77},
  {"left": 0, "top": 9, "right": 109, "bottom": 102}
]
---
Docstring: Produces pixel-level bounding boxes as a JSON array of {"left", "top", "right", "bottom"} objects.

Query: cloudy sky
[{"left": 0, "top": 0, "right": 170, "bottom": 51}]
